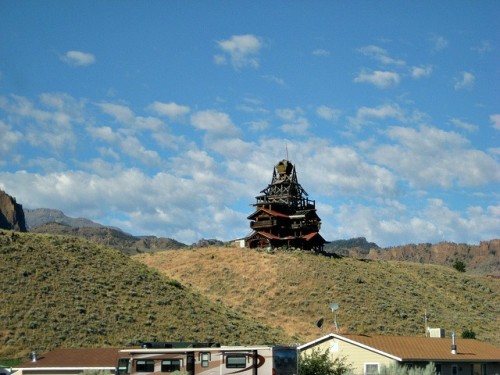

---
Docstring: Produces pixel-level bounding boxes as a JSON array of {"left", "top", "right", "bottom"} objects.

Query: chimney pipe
[
  {"left": 31, "top": 351, "right": 37, "bottom": 362},
  {"left": 451, "top": 332, "right": 457, "bottom": 355}
]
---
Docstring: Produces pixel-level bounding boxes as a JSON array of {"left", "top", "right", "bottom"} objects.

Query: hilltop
[
  {"left": 136, "top": 247, "right": 500, "bottom": 346},
  {"left": 0, "top": 230, "right": 288, "bottom": 359}
]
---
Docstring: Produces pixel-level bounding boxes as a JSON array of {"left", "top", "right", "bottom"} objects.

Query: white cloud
[
  {"left": 372, "top": 125, "right": 500, "bottom": 188},
  {"left": 357, "top": 45, "right": 405, "bottom": 65},
  {"left": 262, "top": 75, "right": 286, "bottom": 86},
  {"left": 303, "top": 146, "right": 398, "bottom": 196},
  {"left": 348, "top": 104, "right": 405, "bottom": 129},
  {"left": 191, "top": 110, "right": 241, "bottom": 137},
  {"left": 411, "top": 65, "right": 433, "bottom": 79},
  {"left": 430, "top": 34, "right": 448, "bottom": 51},
  {"left": 449, "top": 118, "right": 478, "bottom": 132},
  {"left": 215, "top": 34, "right": 262, "bottom": 69},
  {"left": 454, "top": 71, "right": 475, "bottom": 90},
  {"left": 354, "top": 70, "right": 400, "bottom": 88},
  {"left": 316, "top": 105, "right": 341, "bottom": 122},
  {"left": 312, "top": 49, "right": 330, "bottom": 56},
  {"left": 61, "top": 50, "right": 96, "bottom": 66},
  {"left": 280, "top": 118, "right": 309, "bottom": 135},
  {"left": 0, "top": 120, "right": 22, "bottom": 153},
  {"left": 333, "top": 199, "right": 499, "bottom": 246},
  {"left": 0, "top": 94, "right": 83, "bottom": 153},
  {"left": 248, "top": 119, "right": 269, "bottom": 131},
  {"left": 120, "top": 136, "right": 161, "bottom": 166},
  {"left": 472, "top": 41, "right": 493, "bottom": 54},
  {"left": 489, "top": 114, "right": 500, "bottom": 130},
  {"left": 97, "top": 102, "right": 135, "bottom": 123},
  {"left": 276, "top": 107, "right": 310, "bottom": 135},
  {"left": 87, "top": 126, "right": 119, "bottom": 143},
  {"left": 147, "top": 101, "right": 190, "bottom": 119}
]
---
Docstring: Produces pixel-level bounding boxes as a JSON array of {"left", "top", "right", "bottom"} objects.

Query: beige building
[{"left": 298, "top": 333, "right": 500, "bottom": 375}]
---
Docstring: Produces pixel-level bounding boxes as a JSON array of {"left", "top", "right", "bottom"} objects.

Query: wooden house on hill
[{"left": 246, "top": 159, "right": 326, "bottom": 251}]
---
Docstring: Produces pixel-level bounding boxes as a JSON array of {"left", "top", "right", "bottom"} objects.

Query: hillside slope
[
  {"left": 0, "top": 231, "right": 289, "bottom": 359},
  {"left": 136, "top": 247, "right": 500, "bottom": 346}
]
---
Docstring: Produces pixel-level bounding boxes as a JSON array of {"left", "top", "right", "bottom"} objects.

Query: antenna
[
  {"left": 329, "top": 302, "right": 339, "bottom": 333},
  {"left": 285, "top": 143, "right": 289, "bottom": 160},
  {"left": 424, "top": 309, "right": 428, "bottom": 336}
]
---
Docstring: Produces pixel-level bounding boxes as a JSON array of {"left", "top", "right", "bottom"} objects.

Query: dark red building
[{"left": 246, "top": 159, "right": 326, "bottom": 251}]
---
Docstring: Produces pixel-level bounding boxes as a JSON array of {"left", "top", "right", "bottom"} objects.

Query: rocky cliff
[{"left": 0, "top": 189, "right": 27, "bottom": 231}]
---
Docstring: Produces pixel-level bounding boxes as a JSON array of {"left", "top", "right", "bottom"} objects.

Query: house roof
[
  {"left": 299, "top": 333, "right": 500, "bottom": 362},
  {"left": 247, "top": 207, "right": 289, "bottom": 220},
  {"left": 302, "top": 232, "right": 323, "bottom": 241},
  {"left": 17, "top": 348, "right": 123, "bottom": 369}
]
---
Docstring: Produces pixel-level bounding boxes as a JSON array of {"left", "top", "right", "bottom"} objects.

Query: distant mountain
[
  {"left": 0, "top": 189, "right": 27, "bottom": 232},
  {"left": 191, "top": 238, "right": 225, "bottom": 247},
  {"left": 24, "top": 208, "right": 104, "bottom": 230},
  {"left": 326, "top": 237, "right": 499, "bottom": 276},
  {"left": 30, "top": 222, "right": 187, "bottom": 254},
  {"left": 24, "top": 208, "right": 187, "bottom": 254},
  {"left": 324, "top": 237, "right": 379, "bottom": 252}
]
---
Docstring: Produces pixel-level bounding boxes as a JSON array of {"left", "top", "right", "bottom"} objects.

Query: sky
[{"left": 0, "top": 1, "right": 498, "bottom": 247}]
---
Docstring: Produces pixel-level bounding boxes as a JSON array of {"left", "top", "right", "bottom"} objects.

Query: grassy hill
[
  {"left": 0, "top": 230, "right": 288, "bottom": 359},
  {"left": 135, "top": 247, "right": 500, "bottom": 347}
]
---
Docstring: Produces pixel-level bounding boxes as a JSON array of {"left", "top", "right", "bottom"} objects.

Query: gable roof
[
  {"left": 17, "top": 348, "right": 122, "bottom": 369},
  {"left": 299, "top": 333, "right": 500, "bottom": 362},
  {"left": 247, "top": 207, "right": 289, "bottom": 220}
]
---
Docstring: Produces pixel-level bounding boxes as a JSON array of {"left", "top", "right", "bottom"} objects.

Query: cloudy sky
[{"left": 0, "top": 1, "right": 498, "bottom": 246}]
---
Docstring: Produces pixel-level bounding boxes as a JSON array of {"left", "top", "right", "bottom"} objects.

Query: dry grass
[
  {"left": 136, "top": 247, "right": 500, "bottom": 346},
  {"left": 0, "top": 231, "right": 289, "bottom": 360}
]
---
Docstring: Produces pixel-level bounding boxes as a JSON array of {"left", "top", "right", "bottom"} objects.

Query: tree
[
  {"left": 453, "top": 260, "right": 466, "bottom": 272},
  {"left": 299, "top": 348, "right": 352, "bottom": 375},
  {"left": 461, "top": 328, "right": 476, "bottom": 339}
]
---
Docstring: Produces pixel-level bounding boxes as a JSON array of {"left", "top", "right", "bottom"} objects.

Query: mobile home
[{"left": 118, "top": 344, "right": 298, "bottom": 375}]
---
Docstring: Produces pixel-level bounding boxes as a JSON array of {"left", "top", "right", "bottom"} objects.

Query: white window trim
[{"left": 364, "top": 362, "right": 380, "bottom": 375}]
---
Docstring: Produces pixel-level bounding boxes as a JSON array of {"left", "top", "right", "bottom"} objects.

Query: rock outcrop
[{"left": 0, "top": 189, "right": 27, "bottom": 231}]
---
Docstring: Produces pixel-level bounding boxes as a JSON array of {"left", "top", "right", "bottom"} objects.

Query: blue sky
[{"left": 0, "top": 1, "right": 498, "bottom": 246}]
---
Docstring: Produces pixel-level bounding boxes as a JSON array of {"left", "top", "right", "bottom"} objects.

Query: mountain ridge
[{"left": 19, "top": 204, "right": 500, "bottom": 273}]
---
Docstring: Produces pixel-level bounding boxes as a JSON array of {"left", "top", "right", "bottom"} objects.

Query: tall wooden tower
[{"left": 246, "top": 159, "right": 326, "bottom": 251}]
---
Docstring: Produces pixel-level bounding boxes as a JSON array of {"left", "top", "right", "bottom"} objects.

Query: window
[
  {"left": 201, "top": 352, "right": 210, "bottom": 368},
  {"left": 435, "top": 364, "right": 442, "bottom": 375},
  {"left": 226, "top": 355, "right": 247, "bottom": 368},
  {"left": 161, "top": 359, "right": 181, "bottom": 372},
  {"left": 117, "top": 358, "right": 130, "bottom": 374},
  {"left": 136, "top": 360, "right": 155, "bottom": 372},
  {"left": 365, "top": 363, "right": 379, "bottom": 375},
  {"left": 452, "top": 365, "right": 458, "bottom": 375}
]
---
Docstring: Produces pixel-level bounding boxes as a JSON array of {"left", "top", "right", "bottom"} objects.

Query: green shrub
[
  {"left": 461, "top": 328, "right": 476, "bottom": 339},
  {"left": 380, "top": 362, "right": 437, "bottom": 375},
  {"left": 453, "top": 261, "right": 466, "bottom": 272},
  {"left": 299, "top": 348, "right": 352, "bottom": 375}
]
